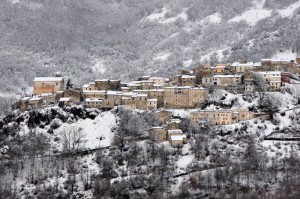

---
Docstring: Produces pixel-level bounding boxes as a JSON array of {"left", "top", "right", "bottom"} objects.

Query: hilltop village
[{"left": 19, "top": 57, "right": 300, "bottom": 147}]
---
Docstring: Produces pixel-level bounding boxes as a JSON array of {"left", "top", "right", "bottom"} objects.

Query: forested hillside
[{"left": 0, "top": 0, "right": 299, "bottom": 95}]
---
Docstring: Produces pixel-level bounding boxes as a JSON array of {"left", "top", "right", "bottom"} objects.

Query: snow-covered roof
[
  {"left": 190, "top": 109, "right": 233, "bottom": 113},
  {"left": 147, "top": 99, "right": 157, "bottom": 102},
  {"left": 149, "top": 89, "right": 164, "bottom": 92},
  {"left": 168, "top": 119, "right": 181, "bottom": 123},
  {"left": 270, "top": 80, "right": 281, "bottom": 83},
  {"left": 181, "top": 75, "right": 195, "bottom": 79},
  {"left": 210, "top": 65, "right": 226, "bottom": 68},
  {"left": 254, "top": 62, "right": 261, "bottom": 67},
  {"left": 151, "top": 126, "right": 163, "bottom": 129},
  {"left": 169, "top": 135, "right": 187, "bottom": 141},
  {"left": 137, "top": 94, "right": 147, "bottom": 97},
  {"left": 213, "top": 74, "right": 242, "bottom": 78},
  {"left": 257, "top": 71, "right": 281, "bottom": 75},
  {"left": 34, "top": 77, "right": 63, "bottom": 82},
  {"left": 231, "top": 62, "right": 254, "bottom": 67},
  {"left": 82, "top": 84, "right": 90, "bottom": 88},
  {"left": 168, "top": 129, "right": 183, "bottom": 134},
  {"left": 40, "top": 93, "right": 53, "bottom": 97},
  {"left": 85, "top": 98, "right": 103, "bottom": 102},
  {"left": 128, "top": 83, "right": 140, "bottom": 87},
  {"left": 107, "top": 91, "right": 122, "bottom": 95},
  {"left": 149, "top": 77, "right": 165, "bottom": 80},
  {"left": 59, "top": 97, "right": 70, "bottom": 102},
  {"left": 165, "top": 86, "right": 191, "bottom": 89},
  {"left": 21, "top": 97, "right": 31, "bottom": 101},
  {"left": 95, "top": 79, "right": 109, "bottom": 82},
  {"left": 82, "top": 90, "right": 106, "bottom": 93},
  {"left": 29, "top": 97, "right": 42, "bottom": 101}
]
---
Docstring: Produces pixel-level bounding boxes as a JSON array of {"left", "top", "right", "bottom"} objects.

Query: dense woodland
[{"left": 0, "top": 0, "right": 299, "bottom": 94}]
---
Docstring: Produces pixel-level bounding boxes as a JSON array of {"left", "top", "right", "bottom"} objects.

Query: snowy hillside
[{"left": 0, "top": 0, "right": 299, "bottom": 97}]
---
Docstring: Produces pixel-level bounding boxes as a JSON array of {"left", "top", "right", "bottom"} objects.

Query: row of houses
[
  {"left": 21, "top": 56, "right": 300, "bottom": 111},
  {"left": 150, "top": 107, "right": 255, "bottom": 148}
]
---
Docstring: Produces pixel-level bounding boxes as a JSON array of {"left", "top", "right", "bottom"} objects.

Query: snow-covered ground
[
  {"left": 278, "top": 1, "right": 300, "bottom": 18},
  {"left": 199, "top": 12, "right": 222, "bottom": 25},
  {"left": 271, "top": 50, "right": 297, "bottom": 61},
  {"left": 145, "top": 7, "right": 188, "bottom": 24},
  {"left": 153, "top": 52, "right": 171, "bottom": 61},
  {"left": 229, "top": 0, "right": 300, "bottom": 25},
  {"left": 56, "top": 111, "right": 117, "bottom": 150}
]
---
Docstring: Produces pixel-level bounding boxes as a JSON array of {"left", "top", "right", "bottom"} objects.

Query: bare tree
[{"left": 61, "top": 126, "right": 86, "bottom": 153}]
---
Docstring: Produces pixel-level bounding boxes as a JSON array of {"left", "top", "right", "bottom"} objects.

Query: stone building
[
  {"left": 63, "top": 89, "right": 81, "bottom": 103},
  {"left": 203, "top": 74, "right": 243, "bottom": 86},
  {"left": 149, "top": 77, "right": 165, "bottom": 85},
  {"left": 181, "top": 75, "right": 196, "bottom": 87},
  {"left": 59, "top": 97, "right": 71, "bottom": 107},
  {"left": 210, "top": 65, "right": 226, "bottom": 73},
  {"left": 110, "top": 80, "right": 121, "bottom": 90},
  {"left": 136, "top": 94, "right": 147, "bottom": 110},
  {"left": 95, "top": 79, "right": 110, "bottom": 90},
  {"left": 84, "top": 98, "right": 103, "bottom": 108},
  {"left": 154, "top": 110, "right": 173, "bottom": 124},
  {"left": 149, "top": 127, "right": 167, "bottom": 142},
  {"left": 147, "top": 99, "right": 157, "bottom": 110},
  {"left": 166, "top": 119, "right": 181, "bottom": 130},
  {"left": 256, "top": 71, "right": 281, "bottom": 91},
  {"left": 164, "top": 87, "right": 208, "bottom": 109},
  {"left": 39, "top": 93, "right": 56, "bottom": 105},
  {"left": 34, "top": 77, "right": 64, "bottom": 95},
  {"left": 193, "top": 67, "right": 212, "bottom": 85},
  {"left": 190, "top": 109, "right": 254, "bottom": 125},
  {"left": 82, "top": 90, "right": 106, "bottom": 99},
  {"left": 28, "top": 97, "right": 43, "bottom": 110},
  {"left": 169, "top": 135, "right": 187, "bottom": 148},
  {"left": 82, "top": 82, "right": 96, "bottom": 90},
  {"left": 281, "top": 72, "right": 291, "bottom": 85},
  {"left": 106, "top": 91, "right": 123, "bottom": 106},
  {"left": 231, "top": 62, "right": 254, "bottom": 73},
  {"left": 20, "top": 97, "right": 31, "bottom": 111},
  {"left": 148, "top": 89, "right": 164, "bottom": 108}
]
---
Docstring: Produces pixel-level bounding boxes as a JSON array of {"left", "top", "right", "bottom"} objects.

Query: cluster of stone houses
[
  {"left": 149, "top": 110, "right": 187, "bottom": 148},
  {"left": 20, "top": 57, "right": 300, "bottom": 112},
  {"left": 19, "top": 56, "right": 300, "bottom": 147},
  {"left": 198, "top": 59, "right": 299, "bottom": 92}
]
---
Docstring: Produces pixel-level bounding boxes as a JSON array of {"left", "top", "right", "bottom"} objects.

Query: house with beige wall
[
  {"left": 231, "top": 62, "right": 254, "bottom": 73},
  {"left": 169, "top": 135, "right": 187, "bottom": 148},
  {"left": 190, "top": 109, "right": 254, "bottom": 125},
  {"left": 84, "top": 98, "right": 103, "bottom": 108},
  {"left": 164, "top": 86, "right": 208, "bottom": 109},
  {"left": 181, "top": 75, "right": 196, "bottom": 87},
  {"left": 82, "top": 90, "right": 106, "bottom": 99},
  {"left": 34, "top": 77, "right": 64, "bottom": 95},
  {"left": 147, "top": 99, "right": 157, "bottom": 110},
  {"left": 28, "top": 97, "right": 43, "bottom": 110},
  {"left": 148, "top": 89, "right": 164, "bottom": 108},
  {"left": 255, "top": 71, "right": 281, "bottom": 91}
]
